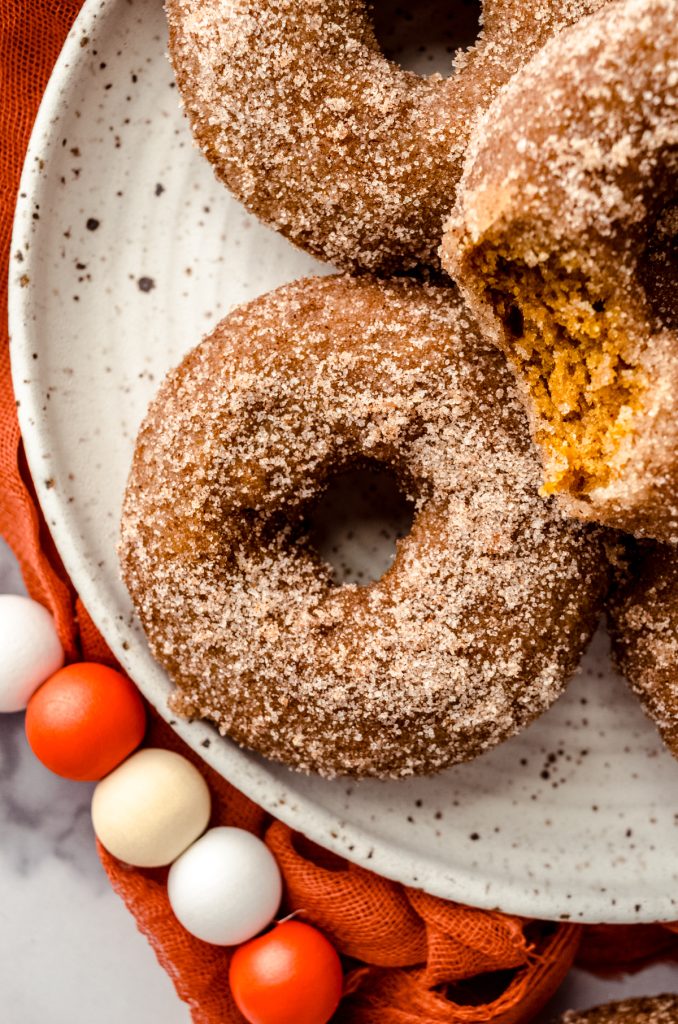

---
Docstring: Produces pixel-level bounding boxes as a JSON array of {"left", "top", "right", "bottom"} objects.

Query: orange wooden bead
[
  {"left": 26, "top": 663, "right": 146, "bottom": 781},
  {"left": 229, "top": 921, "right": 343, "bottom": 1024}
]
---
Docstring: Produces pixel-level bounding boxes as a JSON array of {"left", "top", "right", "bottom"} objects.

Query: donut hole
[
  {"left": 473, "top": 247, "right": 647, "bottom": 497},
  {"left": 371, "top": 0, "right": 482, "bottom": 77},
  {"left": 304, "top": 462, "right": 415, "bottom": 586}
]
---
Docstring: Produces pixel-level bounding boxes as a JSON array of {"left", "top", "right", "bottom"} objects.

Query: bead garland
[{"left": 1, "top": 594, "right": 343, "bottom": 1024}]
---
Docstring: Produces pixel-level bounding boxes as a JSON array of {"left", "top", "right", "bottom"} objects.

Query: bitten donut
[
  {"left": 120, "top": 275, "right": 609, "bottom": 778},
  {"left": 554, "top": 995, "right": 678, "bottom": 1023},
  {"left": 443, "top": 0, "right": 678, "bottom": 541},
  {"left": 608, "top": 542, "right": 678, "bottom": 759},
  {"left": 165, "top": 0, "right": 608, "bottom": 274}
]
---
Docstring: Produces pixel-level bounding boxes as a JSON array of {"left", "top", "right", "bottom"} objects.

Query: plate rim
[{"left": 8, "top": 0, "right": 675, "bottom": 925}]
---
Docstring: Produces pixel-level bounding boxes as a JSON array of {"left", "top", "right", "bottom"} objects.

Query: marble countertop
[{"left": 1, "top": 537, "right": 677, "bottom": 1023}]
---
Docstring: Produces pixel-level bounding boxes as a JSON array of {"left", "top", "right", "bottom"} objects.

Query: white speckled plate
[{"left": 9, "top": 0, "right": 678, "bottom": 924}]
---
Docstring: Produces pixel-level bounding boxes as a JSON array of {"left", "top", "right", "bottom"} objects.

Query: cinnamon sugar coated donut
[
  {"left": 608, "top": 542, "right": 678, "bottom": 760},
  {"left": 554, "top": 995, "right": 678, "bottom": 1023},
  {"left": 165, "top": 0, "right": 608, "bottom": 273},
  {"left": 442, "top": 0, "right": 678, "bottom": 541},
  {"left": 120, "top": 276, "right": 609, "bottom": 778}
]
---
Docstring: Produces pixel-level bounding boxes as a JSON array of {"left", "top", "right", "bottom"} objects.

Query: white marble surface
[{"left": 1, "top": 535, "right": 677, "bottom": 1022}]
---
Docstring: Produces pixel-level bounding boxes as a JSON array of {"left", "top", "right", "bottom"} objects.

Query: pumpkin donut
[
  {"left": 165, "top": 0, "right": 608, "bottom": 274},
  {"left": 554, "top": 996, "right": 678, "bottom": 1023},
  {"left": 442, "top": 0, "right": 678, "bottom": 541},
  {"left": 608, "top": 540, "right": 678, "bottom": 760},
  {"left": 120, "top": 275, "right": 609, "bottom": 778}
]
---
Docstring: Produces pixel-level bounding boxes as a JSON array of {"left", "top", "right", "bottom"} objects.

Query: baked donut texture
[
  {"left": 165, "top": 0, "right": 608, "bottom": 274},
  {"left": 442, "top": 0, "right": 678, "bottom": 541},
  {"left": 608, "top": 542, "right": 678, "bottom": 759},
  {"left": 554, "top": 995, "right": 678, "bottom": 1023},
  {"left": 120, "top": 275, "right": 609, "bottom": 778}
]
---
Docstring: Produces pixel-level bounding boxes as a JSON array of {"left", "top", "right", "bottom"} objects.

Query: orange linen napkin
[{"left": 2, "top": 4, "right": 677, "bottom": 1022}]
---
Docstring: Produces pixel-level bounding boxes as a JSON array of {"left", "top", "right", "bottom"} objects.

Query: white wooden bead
[
  {"left": 168, "top": 827, "right": 282, "bottom": 945},
  {"left": 0, "top": 595, "right": 64, "bottom": 712}
]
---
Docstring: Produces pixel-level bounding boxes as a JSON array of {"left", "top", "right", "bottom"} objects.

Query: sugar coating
[
  {"left": 165, "top": 0, "right": 608, "bottom": 274},
  {"left": 442, "top": 0, "right": 678, "bottom": 542},
  {"left": 557, "top": 995, "right": 678, "bottom": 1024},
  {"left": 120, "top": 276, "right": 609, "bottom": 778},
  {"left": 608, "top": 542, "right": 678, "bottom": 761}
]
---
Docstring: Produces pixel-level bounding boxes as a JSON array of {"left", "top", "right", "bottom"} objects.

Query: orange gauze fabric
[
  {"left": 2, "top": 4, "right": 678, "bottom": 1023},
  {"left": 0, "top": 1, "right": 82, "bottom": 659}
]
